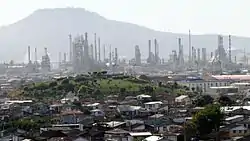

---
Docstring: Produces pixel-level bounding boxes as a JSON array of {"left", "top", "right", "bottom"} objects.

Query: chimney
[
  {"left": 103, "top": 44, "right": 106, "bottom": 61},
  {"left": 229, "top": 35, "right": 232, "bottom": 63},
  {"left": 154, "top": 39, "right": 157, "bottom": 63},
  {"left": 44, "top": 48, "right": 48, "bottom": 55},
  {"left": 197, "top": 48, "right": 201, "bottom": 62},
  {"left": 94, "top": 33, "right": 97, "bottom": 61},
  {"left": 98, "top": 37, "right": 101, "bottom": 62},
  {"left": 69, "top": 34, "right": 72, "bottom": 63},
  {"left": 63, "top": 53, "right": 67, "bottom": 63},
  {"left": 148, "top": 40, "right": 151, "bottom": 60},
  {"left": 28, "top": 46, "right": 31, "bottom": 63},
  {"left": 115, "top": 48, "right": 118, "bottom": 64},
  {"left": 188, "top": 30, "right": 192, "bottom": 63},
  {"left": 109, "top": 45, "right": 112, "bottom": 63},
  {"left": 35, "top": 48, "right": 37, "bottom": 63},
  {"left": 59, "top": 52, "right": 62, "bottom": 64}
]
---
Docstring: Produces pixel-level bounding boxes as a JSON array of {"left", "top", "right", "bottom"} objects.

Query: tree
[
  {"left": 218, "top": 95, "right": 234, "bottom": 106},
  {"left": 193, "top": 95, "right": 214, "bottom": 107},
  {"left": 49, "top": 81, "right": 57, "bottom": 87},
  {"left": 192, "top": 104, "right": 224, "bottom": 136}
]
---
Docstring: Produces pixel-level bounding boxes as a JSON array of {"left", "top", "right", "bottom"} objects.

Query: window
[
  {"left": 233, "top": 130, "right": 236, "bottom": 133},
  {"left": 216, "top": 83, "right": 218, "bottom": 86},
  {"left": 239, "top": 130, "right": 242, "bottom": 133},
  {"left": 244, "top": 130, "right": 247, "bottom": 133}
]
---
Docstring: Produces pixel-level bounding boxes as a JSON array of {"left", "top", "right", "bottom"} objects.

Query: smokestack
[
  {"left": 35, "top": 48, "right": 37, "bottom": 63},
  {"left": 192, "top": 46, "right": 195, "bottom": 62},
  {"left": 197, "top": 48, "right": 200, "bottom": 62},
  {"left": 211, "top": 52, "right": 213, "bottom": 58},
  {"left": 115, "top": 48, "right": 118, "bottom": 64},
  {"left": 202, "top": 48, "right": 207, "bottom": 63},
  {"left": 44, "top": 48, "right": 48, "bottom": 55},
  {"left": 178, "top": 38, "right": 182, "bottom": 50},
  {"left": 98, "top": 37, "right": 101, "bottom": 62},
  {"left": 229, "top": 35, "right": 232, "bottom": 63},
  {"left": 218, "top": 35, "right": 223, "bottom": 61},
  {"left": 69, "top": 34, "right": 72, "bottom": 63},
  {"left": 148, "top": 40, "right": 151, "bottom": 60},
  {"left": 189, "top": 30, "right": 192, "bottom": 63},
  {"left": 85, "top": 32, "right": 88, "bottom": 41},
  {"left": 90, "top": 44, "right": 94, "bottom": 61},
  {"left": 28, "top": 46, "right": 31, "bottom": 63},
  {"left": 63, "top": 53, "right": 67, "bottom": 63},
  {"left": 59, "top": 52, "right": 62, "bottom": 64},
  {"left": 154, "top": 39, "right": 157, "bottom": 63},
  {"left": 109, "top": 45, "right": 112, "bottom": 63},
  {"left": 103, "top": 44, "right": 106, "bottom": 61},
  {"left": 94, "top": 33, "right": 97, "bottom": 61},
  {"left": 84, "top": 32, "right": 89, "bottom": 60}
]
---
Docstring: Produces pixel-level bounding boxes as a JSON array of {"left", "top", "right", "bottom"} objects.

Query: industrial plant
[{"left": 0, "top": 30, "right": 248, "bottom": 77}]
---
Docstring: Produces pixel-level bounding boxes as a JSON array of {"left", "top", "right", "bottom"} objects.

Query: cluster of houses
[
  {"left": 2, "top": 74, "right": 250, "bottom": 141},
  {"left": 2, "top": 88, "right": 250, "bottom": 141},
  {"left": 0, "top": 90, "right": 197, "bottom": 141}
]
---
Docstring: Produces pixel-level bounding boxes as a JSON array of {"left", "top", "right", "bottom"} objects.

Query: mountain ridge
[{"left": 0, "top": 8, "right": 249, "bottom": 62}]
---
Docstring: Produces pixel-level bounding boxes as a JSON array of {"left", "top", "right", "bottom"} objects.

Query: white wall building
[
  {"left": 177, "top": 79, "right": 231, "bottom": 92},
  {"left": 144, "top": 101, "right": 163, "bottom": 110},
  {"left": 175, "top": 95, "right": 191, "bottom": 105}
]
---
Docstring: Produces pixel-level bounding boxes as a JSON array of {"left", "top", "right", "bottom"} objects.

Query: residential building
[{"left": 144, "top": 101, "right": 163, "bottom": 111}]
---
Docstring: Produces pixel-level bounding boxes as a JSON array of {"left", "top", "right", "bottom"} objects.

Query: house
[
  {"left": 117, "top": 105, "right": 142, "bottom": 118},
  {"left": 60, "top": 110, "right": 84, "bottom": 124},
  {"left": 90, "top": 109, "right": 105, "bottom": 117},
  {"left": 50, "top": 104, "right": 63, "bottom": 114},
  {"left": 76, "top": 128, "right": 105, "bottom": 141},
  {"left": 61, "top": 92, "right": 79, "bottom": 103},
  {"left": 128, "top": 132, "right": 152, "bottom": 141},
  {"left": 175, "top": 95, "right": 191, "bottom": 105},
  {"left": 144, "top": 101, "right": 163, "bottom": 111},
  {"left": 104, "top": 121, "right": 126, "bottom": 128},
  {"left": 229, "top": 125, "right": 249, "bottom": 137},
  {"left": 164, "top": 133, "right": 183, "bottom": 141},
  {"left": 143, "top": 136, "right": 163, "bottom": 141},
  {"left": 105, "top": 128, "right": 129, "bottom": 141},
  {"left": 225, "top": 115, "right": 244, "bottom": 124},
  {"left": 137, "top": 94, "right": 152, "bottom": 101},
  {"left": 86, "top": 103, "right": 101, "bottom": 110}
]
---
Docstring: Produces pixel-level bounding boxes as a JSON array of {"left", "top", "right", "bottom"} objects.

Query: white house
[
  {"left": 144, "top": 101, "right": 163, "bottom": 110},
  {"left": 86, "top": 103, "right": 101, "bottom": 110},
  {"left": 175, "top": 95, "right": 191, "bottom": 105}
]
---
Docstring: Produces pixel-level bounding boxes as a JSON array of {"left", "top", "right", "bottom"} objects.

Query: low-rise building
[
  {"left": 175, "top": 95, "right": 191, "bottom": 105},
  {"left": 144, "top": 101, "right": 163, "bottom": 111}
]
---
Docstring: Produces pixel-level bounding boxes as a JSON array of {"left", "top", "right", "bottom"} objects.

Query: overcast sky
[{"left": 1, "top": 0, "right": 250, "bottom": 36}]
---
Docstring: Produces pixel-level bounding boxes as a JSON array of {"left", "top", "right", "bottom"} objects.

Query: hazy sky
[{"left": 1, "top": 0, "right": 250, "bottom": 36}]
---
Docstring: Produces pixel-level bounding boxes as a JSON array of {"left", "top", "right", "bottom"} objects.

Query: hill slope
[{"left": 0, "top": 8, "right": 250, "bottom": 62}]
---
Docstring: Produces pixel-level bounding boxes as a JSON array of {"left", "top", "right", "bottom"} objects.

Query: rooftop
[
  {"left": 144, "top": 101, "right": 163, "bottom": 105},
  {"left": 129, "top": 132, "right": 152, "bottom": 137}
]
